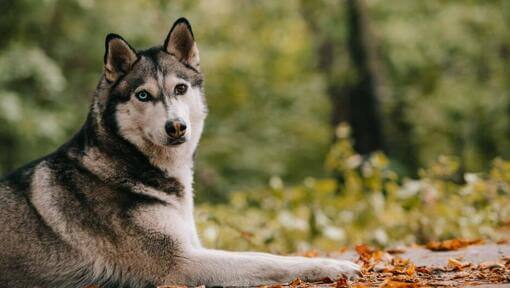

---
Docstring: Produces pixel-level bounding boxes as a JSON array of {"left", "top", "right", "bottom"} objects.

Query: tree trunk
[
  {"left": 344, "top": 0, "right": 384, "bottom": 154},
  {"left": 301, "top": 0, "right": 384, "bottom": 155}
]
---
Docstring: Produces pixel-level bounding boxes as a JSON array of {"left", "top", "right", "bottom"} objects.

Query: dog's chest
[{"left": 134, "top": 162, "right": 200, "bottom": 246}]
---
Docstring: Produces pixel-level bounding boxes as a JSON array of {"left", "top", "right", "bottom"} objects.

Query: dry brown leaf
[
  {"left": 479, "top": 261, "right": 505, "bottom": 270},
  {"left": 452, "top": 271, "right": 471, "bottom": 279},
  {"left": 496, "top": 239, "right": 509, "bottom": 245},
  {"left": 380, "top": 279, "right": 420, "bottom": 288},
  {"left": 337, "top": 246, "right": 348, "bottom": 254},
  {"left": 415, "top": 266, "right": 431, "bottom": 274},
  {"left": 334, "top": 278, "right": 348, "bottom": 288},
  {"left": 447, "top": 258, "right": 471, "bottom": 270},
  {"left": 405, "top": 263, "right": 416, "bottom": 276},
  {"left": 425, "top": 239, "right": 483, "bottom": 251},
  {"left": 289, "top": 278, "right": 305, "bottom": 287},
  {"left": 315, "top": 277, "right": 334, "bottom": 283},
  {"left": 301, "top": 250, "right": 319, "bottom": 258},
  {"left": 386, "top": 246, "right": 407, "bottom": 254},
  {"left": 355, "top": 244, "right": 373, "bottom": 260}
]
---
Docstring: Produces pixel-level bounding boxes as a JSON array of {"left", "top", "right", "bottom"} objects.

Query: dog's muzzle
[{"left": 165, "top": 118, "right": 187, "bottom": 145}]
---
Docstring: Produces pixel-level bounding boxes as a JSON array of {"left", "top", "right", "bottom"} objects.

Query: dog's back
[{"left": 0, "top": 159, "right": 79, "bottom": 287}]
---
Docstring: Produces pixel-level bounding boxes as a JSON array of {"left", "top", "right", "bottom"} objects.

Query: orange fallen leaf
[
  {"left": 425, "top": 239, "right": 483, "bottom": 251},
  {"left": 386, "top": 246, "right": 407, "bottom": 254},
  {"left": 337, "top": 246, "right": 348, "bottom": 253},
  {"left": 447, "top": 258, "right": 471, "bottom": 270},
  {"left": 380, "top": 279, "right": 420, "bottom": 288},
  {"left": 355, "top": 244, "right": 373, "bottom": 259},
  {"left": 301, "top": 250, "right": 319, "bottom": 258},
  {"left": 334, "top": 278, "right": 348, "bottom": 288},
  {"left": 405, "top": 263, "right": 416, "bottom": 276},
  {"left": 289, "top": 278, "right": 305, "bottom": 287},
  {"left": 391, "top": 257, "right": 409, "bottom": 267}
]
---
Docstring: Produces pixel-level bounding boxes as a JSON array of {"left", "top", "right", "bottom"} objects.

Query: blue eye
[{"left": 135, "top": 90, "right": 151, "bottom": 102}]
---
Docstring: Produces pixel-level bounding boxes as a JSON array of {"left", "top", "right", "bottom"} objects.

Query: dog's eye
[
  {"left": 135, "top": 90, "right": 151, "bottom": 102},
  {"left": 174, "top": 84, "right": 188, "bottom": 95}
]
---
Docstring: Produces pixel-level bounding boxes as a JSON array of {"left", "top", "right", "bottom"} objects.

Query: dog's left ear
[{"left": 164, "top": 18, "right": 200, "bottom": 70}]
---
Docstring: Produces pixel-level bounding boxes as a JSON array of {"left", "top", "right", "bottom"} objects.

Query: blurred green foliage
[
  {"left": 1, "top": 0, "right": 509, "bottom": 249},
  {"left": 196, "top": 124, "right": 510, "bottom": 253}
]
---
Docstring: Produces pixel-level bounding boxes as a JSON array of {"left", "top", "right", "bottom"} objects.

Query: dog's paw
[{"left": 292, "top": 258, "right": 361, "bottom": 282}]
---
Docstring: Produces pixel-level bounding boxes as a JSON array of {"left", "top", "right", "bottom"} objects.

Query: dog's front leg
[{"left": 170, "top": 248, "right": 360, "bottom": 287}]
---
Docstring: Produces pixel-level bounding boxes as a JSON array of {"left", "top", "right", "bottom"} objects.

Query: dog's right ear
[{"left": 104, "top": 34, "right": 137, "bottom": 82}]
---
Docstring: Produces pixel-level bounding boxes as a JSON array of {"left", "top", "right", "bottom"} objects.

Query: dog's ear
[
  {"left": 104, "top": 34, "right": 138, "bottom": 82},
  {"left": 164, "top": 18, "right": 200, "bottom": 70}
]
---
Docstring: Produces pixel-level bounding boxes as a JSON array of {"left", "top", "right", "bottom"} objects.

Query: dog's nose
[{"left": 165, "top": 118, "right": 187, "bottom": 138}]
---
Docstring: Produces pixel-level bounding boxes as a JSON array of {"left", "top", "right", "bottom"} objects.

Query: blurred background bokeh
[{"left": 1, "top": 0, "right": 509, "bottom": 252}]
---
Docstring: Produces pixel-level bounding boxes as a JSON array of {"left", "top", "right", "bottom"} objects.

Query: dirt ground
[
  {"left": 333, "top": 242, "right": 510, "bottom": 287},
  {"left": 260, "top": 241, "right": 510, "bottom": 287},
  {"left": 156, "top": 241, "right": 510, "bottom": 288}
]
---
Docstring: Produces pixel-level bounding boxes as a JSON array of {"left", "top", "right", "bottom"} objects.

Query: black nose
[{"left": 165, "top": 118, "right": 187, "bottom": 138}]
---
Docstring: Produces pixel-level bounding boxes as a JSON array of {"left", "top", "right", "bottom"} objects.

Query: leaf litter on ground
[{"left": 89, "top": 239, "right": 510, "bottom": 288}]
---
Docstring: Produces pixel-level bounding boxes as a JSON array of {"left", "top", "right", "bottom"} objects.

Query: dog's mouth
[{"left": 166, "top": 137, "right": 187, "bottom": 146}]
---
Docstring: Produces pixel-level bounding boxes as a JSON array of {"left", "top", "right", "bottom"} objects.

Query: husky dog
[{"left": 0, "top": 18, "right": 359, "bottom": 288}]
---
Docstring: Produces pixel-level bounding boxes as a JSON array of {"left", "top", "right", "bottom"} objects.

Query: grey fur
[{"left": 0, "top": 18, "right": 359, "bottom": 288}]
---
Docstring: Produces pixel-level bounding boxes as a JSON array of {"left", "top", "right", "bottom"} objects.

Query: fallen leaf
[
  {"left": 479, "top": 261, "right": 505, "bottom": 270},
  {"left": 380, "top": 279, "right": 420, "bottom": 288},
  {"left": 405, "top": 263, "right": 416, "bottom": 276},
  {"left": 447, "top": 258, "right": 471, "bottom": 270},
  {"left": 355, "top": 244, "right": 373, "bottom": 260},
  {"left": 337, "top": 246, "right": 348, "bottom": 253},
  {"left": 386, "top": 246, "right": 407, "bottom": 254},
  {"left": 415, "top": 266, "right": 431, "bottom": 274},
  {"left": 289, "top": 278, "right": 305, "bottom": 287},
  {"left": 426, "top": 239, "right": 483, "bottom": 251},
  {"left": 301, "top": 250, "right": 319, "bottom": 258},
  {"left": 315, "top": 277, "right": 334, "bottom": 283},
  {"left": 452, "top": 271, "right": 470, "bottom": 279},
  {"left": 334, "top": 278, "right": 348, "bottom": 288}
]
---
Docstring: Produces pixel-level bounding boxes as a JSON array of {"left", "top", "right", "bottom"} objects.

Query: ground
[{"left": 158, "top": 240, "right": 510, "bottom": 288}]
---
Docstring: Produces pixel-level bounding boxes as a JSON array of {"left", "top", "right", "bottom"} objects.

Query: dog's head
[{"left": 95, "top": 18, "right": 206, "bottom": 156}]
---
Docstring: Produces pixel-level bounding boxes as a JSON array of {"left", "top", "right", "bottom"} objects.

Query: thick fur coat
[{"left": 0, "top": 18, "right": 359, "bottom": 288}]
